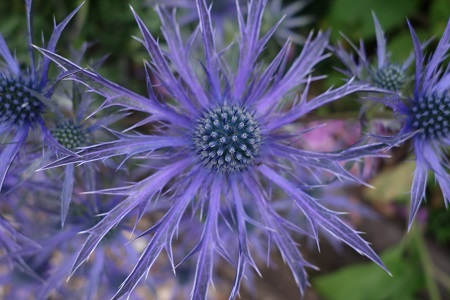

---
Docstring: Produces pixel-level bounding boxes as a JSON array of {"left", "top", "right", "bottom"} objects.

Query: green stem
[{"left": 410, "top": 223, "right": 441, "bottom": 300}]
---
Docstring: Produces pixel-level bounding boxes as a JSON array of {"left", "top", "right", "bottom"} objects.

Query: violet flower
[
  {"left": 371, "top": 19, "right": 450, "bottom": 228},
  {"left": 0, "top": 0, "right": 82, "bottom": 192},
  {"left": 334, "top": 13, "right": 413, "bottom": 93},
  {"left": 38, "top": 0, "right": 388, "bottom": 298}
]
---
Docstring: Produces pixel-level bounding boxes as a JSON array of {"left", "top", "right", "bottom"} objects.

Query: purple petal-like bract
[
  {"left": 37, "top": 0, "right": 390, "bottom": 298},
  {"left": 367, "top": 19, "right": 450, "bottom": 229},
  {"left": 0, "top": 0, "right": 82, "bottom": 192}
]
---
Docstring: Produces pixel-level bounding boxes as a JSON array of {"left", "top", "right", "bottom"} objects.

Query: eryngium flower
[
  {"left": 370, "top": 20, "right": 450, "bottom": 229},
  {"left": 0, "top": 0, "right": 81, "bottom": 191},
  {"left": 39, "top": 0, "right": 388, "bottom": 298},
  {"left": 49, "top": 79, "right": 127, "bottom": 227},
  {"left": 334, "top": 13, "right": 412, "bottom": 93}
]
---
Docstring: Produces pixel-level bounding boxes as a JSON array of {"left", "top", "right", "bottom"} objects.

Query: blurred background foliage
[
  {"left": 0, "top": 0, "right": 449, "bottom": 299},
  {"left": 1, "top": 0, "right": 450, "bottom": 89}
]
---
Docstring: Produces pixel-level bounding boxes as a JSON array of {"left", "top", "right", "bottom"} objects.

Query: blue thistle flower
[
  {"left": 370, "top": 20, "right": 450, "bottom": 229},
  {"left": 334, "top": 13, "right": 413, "bottom": 93},
  {"left": 0, "top": 0, "right": 82, "bottom": 192},
  {"left": 52, "top": 120, "right": 87, "bottom": 151},
  {"left": 38, "top": 0, "right": 389, "bottom": 298},
  {"left": 49, "top": 77, "right": 128, "bottom": 227}
]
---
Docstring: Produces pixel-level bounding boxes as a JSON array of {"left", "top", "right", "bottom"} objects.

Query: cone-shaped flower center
[
  {"left": 194, "top": 105, "right": 262, "bottom": 173},
  {"left": 0, "top": 77, "right": 42, "bottom": 126},
  {"left": 373, "top": 64, "right": 405, "bottom": 91},
  {"left": 52, "top": 121, "right": 86, "bottom": 150},
  {"left": 410, "top": 92, "right": 450, "bottom": 139}
]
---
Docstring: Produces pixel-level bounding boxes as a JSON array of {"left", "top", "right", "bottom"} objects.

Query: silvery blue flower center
[
  {"left": 0, "top": 77, "right": 42, "bottom": 126},
  {"left": 194, "top": 105, "right": 262, "bottom": 173},
  {"left": 52, "top": 121, "right": 86, "bottom": 150},
  {"left": 373, "top": 64, "right": 405, "bottom": 91},
  {"left": 409, "top": 92, "right": 450, "bottom": 139}
]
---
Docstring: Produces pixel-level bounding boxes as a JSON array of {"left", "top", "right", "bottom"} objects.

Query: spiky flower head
[
  {"left": 0, "top": 76, "right": 43, "bottom": 126},
  {"left": 0, "top": 0, "right": 81, "bottom": 192},
  {"left": 52, "top": 120, "right": 87, "bottom": 150},
  {"left": 372, "top": 19, "right": 450, "bottom": 229},
  {"left": 372, "top": 63, "right": 407, "bottom": 91},
  {"left": 39, "top": 0, "right": 388, "bottom": 298},
  {"left": 48, "top": 80, "right": 128, "bottom": 227},
  {"left": 193, "top": 105, "right": 262, "bottom": 173},
  {"left": 335, "top": 13, "right": 412, "bottom": 93},
  {"left": 406, "top": 91, "right": 450, "bottom": 140},
  {"left": 49, "top": 116, "right": 88, "bottom": 227}
]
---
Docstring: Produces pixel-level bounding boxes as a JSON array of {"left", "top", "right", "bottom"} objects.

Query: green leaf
[
  {"left": 313, "top": 242, "right": 424, "bottom": 300},
  {"left": 363, "top": 161, "right": 416, "bottom": 203},
  {"left": 387, "top": 31, "right": 414, "bottom": 64},
  {"left": 430, "top": 0, "right": 450, "bottom": 36},
  {"left": 326, "top": 0, "right": 420, "bottom": 40}
]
